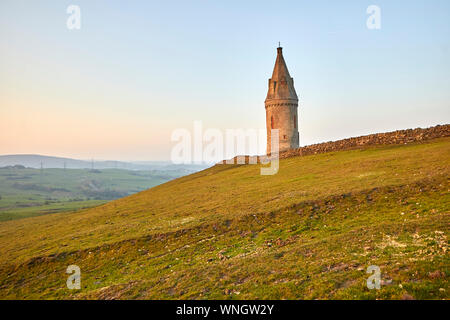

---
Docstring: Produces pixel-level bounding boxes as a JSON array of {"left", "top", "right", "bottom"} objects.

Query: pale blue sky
[{"left": 1, "top": 0, "right": 449, "bottom": 160}]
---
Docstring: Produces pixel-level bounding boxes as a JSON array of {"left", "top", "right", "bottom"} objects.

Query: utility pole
[{"left": 40, "top": 161, "right": 44, "bottom": 184}]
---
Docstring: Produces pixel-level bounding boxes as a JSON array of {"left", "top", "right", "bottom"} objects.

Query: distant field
[
  {"left": 0, "top": 137, "right": 448, "bottom": 299},
  {"left": 0, "top": 167, "right": 189, "bottom": 221}
]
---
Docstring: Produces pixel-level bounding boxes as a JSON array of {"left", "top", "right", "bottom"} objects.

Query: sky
[{"left": 1, "top": 0, "right": 449, "bottom": 161}]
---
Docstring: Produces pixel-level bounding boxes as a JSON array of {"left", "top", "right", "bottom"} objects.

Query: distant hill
[
  {"left": 0, "top": 133, "right": 448, "bottom": 299},
  {"left": 0, "top": 154, "right": 210, "bottom": 171},
  {"left": 0, "top": 166, "right": 202, "bottom": 222},
  {"left": 0, "top": 156, "right": 211, "bottom": 222}
]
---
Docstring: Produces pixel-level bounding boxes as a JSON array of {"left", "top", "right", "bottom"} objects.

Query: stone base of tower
[{"left": 265, "top": 101, "right": 299, "bottom": 154}]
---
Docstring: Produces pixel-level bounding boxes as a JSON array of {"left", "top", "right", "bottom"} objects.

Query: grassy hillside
[
  {"left": 0, "top": 138, "right": 448, "bottom": 299},
  {"left": 0, "top": 168, "right": 188, "bottom": 221}
]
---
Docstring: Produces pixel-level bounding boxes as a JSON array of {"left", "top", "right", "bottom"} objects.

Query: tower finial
[{"left": 278, "top": 41, "right": 281, "bottom": 47}]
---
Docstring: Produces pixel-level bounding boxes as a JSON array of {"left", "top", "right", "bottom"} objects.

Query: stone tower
[{"left": 265, "top": 46, "right": 299, "bottom": 154}]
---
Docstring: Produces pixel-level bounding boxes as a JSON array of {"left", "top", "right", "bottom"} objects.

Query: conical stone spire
[{"left": 265, "top": 47, "right": 298, "bottom": 102}]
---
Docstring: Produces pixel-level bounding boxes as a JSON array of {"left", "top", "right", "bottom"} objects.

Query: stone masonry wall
[
  {"left": 279, "top": 124, "right": 450, "bottom": 159},
  {"left": 220, "top": 124, "right": 449, "bottom": 164}
]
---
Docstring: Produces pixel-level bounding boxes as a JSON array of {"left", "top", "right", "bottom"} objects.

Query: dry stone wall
[
  {"left": 220, "top": 124, "right": 450, "bottom": 164},
  {"left": 279, "top": 124, "right": 450, "bottom": 159}
]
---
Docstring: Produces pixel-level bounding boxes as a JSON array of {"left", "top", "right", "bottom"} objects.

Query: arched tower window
[
  {"left": 294, "top": 114, "right": 297, "bottom": 129},
  {"left": 271, "top": 116, "right": 274, "bottom": 129}
]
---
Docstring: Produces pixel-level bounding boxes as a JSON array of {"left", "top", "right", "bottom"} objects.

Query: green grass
[
  {"left": 0, "top": 138, "right": 448, "bottom": 299},
  {"left": 0, "top": 168, "right": 184, "bottom": 221}
]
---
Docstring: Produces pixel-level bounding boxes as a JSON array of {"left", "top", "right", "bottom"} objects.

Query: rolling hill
[
  {"left": 0, "top": 134, "right": 448, "bottom": 299},
  {"left": 0, "top": 167, "right": 194, "bottom": 222},
  {"left": 0, "top": 154, "right": 209, "bottom": 171}
]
